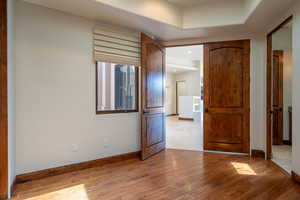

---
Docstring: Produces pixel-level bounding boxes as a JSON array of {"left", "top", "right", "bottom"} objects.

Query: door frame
[
  {"left": 165, "top": 40, "right": 251, "bottom": 154},
  {"left": 266, "top": 15, "right": 293, "bottom": 159},
  {"left": 0, "top": 0, "right": 8, "bottom": 199}
]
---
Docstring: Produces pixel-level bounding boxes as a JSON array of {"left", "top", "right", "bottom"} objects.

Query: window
[{"left": 96, "top": 61, "right": 139, "bottom": 114}]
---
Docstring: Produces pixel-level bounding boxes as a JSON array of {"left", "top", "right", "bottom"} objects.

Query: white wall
[
  {"left": 175, "top": 70, "right": 201, "bottom": 97},
  {"left": 15, "top": 1, "right": 140, "bottom": 175},
  {"left": 272, "top": 27, "right": 293, "bottom": 141},
  {"left": 291, "top": 0, "right": 300, "bottom": 175},
  {"left": 166, "top": 73, "right": 176, "bottom": 115},
  {"left": 7, "top": 0, "right": 16, "bottom": 197},
  {"left": 249, "top": 36, "right": 267, "bottom": 152}
]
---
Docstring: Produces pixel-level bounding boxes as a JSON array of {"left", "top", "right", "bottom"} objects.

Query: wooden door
[
  {"left": 272, "top": 50, "right": 284, "bottom": 145},
  {"left": 0, "top": 0, "right": 8, "bottom": 199},
  {"left": 204, "top": 40, "right": 250, "bottom": 153},
  {"left": 141, "top": 33, "right": 166, "bottom": 160}
]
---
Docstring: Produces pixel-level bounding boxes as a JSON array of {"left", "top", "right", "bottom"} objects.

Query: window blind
[{"left": 94, "top": 23, "right": 141, "bottom": 66}]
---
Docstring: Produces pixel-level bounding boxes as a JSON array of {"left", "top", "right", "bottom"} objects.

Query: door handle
[{"left": 204, "top": 108, "right": 209, "bottom": 113}]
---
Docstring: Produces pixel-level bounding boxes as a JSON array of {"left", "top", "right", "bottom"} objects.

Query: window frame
[{"left": 95, "top": 61, "right": 139, "bottom": 115}]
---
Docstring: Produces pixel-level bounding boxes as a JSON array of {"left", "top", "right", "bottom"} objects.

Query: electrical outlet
[{"left": 103, "top": 138, "right": 109, "bottom": 148}]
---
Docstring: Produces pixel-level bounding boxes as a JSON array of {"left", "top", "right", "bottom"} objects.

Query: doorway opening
[
  {"left": 141, "top": 37, "right": 250, "bottom": 160},
  {"left": 267, "top": 16, "right": 293, "bottom": 173},
  {"left": 165, "top": 45, "right": 204, "bottom": 151}
]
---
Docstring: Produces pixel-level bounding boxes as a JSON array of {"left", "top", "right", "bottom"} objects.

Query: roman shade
[{"left": 94, "top": 23, "right": 141, "bottom": 66}]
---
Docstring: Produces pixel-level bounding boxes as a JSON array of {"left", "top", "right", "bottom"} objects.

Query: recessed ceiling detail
[
  {"left": 23, "top": 0, "right": 295, "bottom": 40},
  {"left": 167, "top": 0, "right": 242, "bottom": 7},
  {"left": 93, "top": 0, "right": 260, "bottom": 29}
]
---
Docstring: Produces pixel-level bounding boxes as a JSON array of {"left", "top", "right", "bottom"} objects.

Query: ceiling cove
[{"left": 23, "top": 0, "right": 295, "bottom": 41}]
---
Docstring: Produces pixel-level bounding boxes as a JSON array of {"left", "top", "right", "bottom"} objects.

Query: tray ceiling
[{"left": 23, "top": 0, "right": 295, "bottom": 41}]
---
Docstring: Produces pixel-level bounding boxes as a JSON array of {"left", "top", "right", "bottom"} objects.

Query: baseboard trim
[
  {"left": 204, "top": 150, "right": 249, "bottom": 156},
  {"left": 10, "top": 178, "right": 17, "bottom": 197},
  {"left": 270, "top": 160, "right": 291, "bottom": 176},
  {"left": 283, "top": 140, "right": 292, "bottom": 145},
  {"left": 166, "top": 114, "right": 178, "bottom": 117},
  {"left": 178, "top": 117, "right": 194, "bottom": 121},
  {"left": 251, "top": 149, "right": 265, "bottom": 158},
  {"left": 16, "top": 151, "right": 141, "bottom": 184},
  {"left": 292, "top": 171, "right": 300, "bottom": 184}
]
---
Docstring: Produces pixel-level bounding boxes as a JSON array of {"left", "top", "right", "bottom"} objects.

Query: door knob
[{"left": 204, "top": 108, "right": 209, "bottom": 113}]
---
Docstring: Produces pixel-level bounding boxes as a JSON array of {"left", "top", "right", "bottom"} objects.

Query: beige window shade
[{"left": 94, "top": 23, "right": 141, "bottom": 66}]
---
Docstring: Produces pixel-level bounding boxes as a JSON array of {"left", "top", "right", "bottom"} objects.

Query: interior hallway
[
  {"left": 166, "top": 116, "right": 203, "bottom": 151},
  {"left": 12, "top": 150, "right": 300, "bottom": 200}
]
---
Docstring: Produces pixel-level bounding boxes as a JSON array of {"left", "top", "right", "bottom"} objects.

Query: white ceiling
[
  {"left": 23, "top": 0, "right": 296, "bottom": 41},
  {"left": 167, "top": 45, "right": 203, "bottom": 61},
  {"left": 167, "top": 0, "right": 243, "bottom": 7}
]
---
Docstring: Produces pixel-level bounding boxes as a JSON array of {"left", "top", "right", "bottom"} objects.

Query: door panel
[
  {"left": 207, "top": 114, "right": 242, "bottom": 144},
  {"left": 209, "top": 48, "right": 243, "bottom": 107},
  {"left": 204, "top": 40, "right": 250, "bottom": 153},
  {"left": 141, "top": 33, "right": 165, "bottom": 160},
  {"left": 146, "top": 44, "right": 164, "bottom": 108},
  {"left": 272, "top": 50, "right": 283, "bottom": 145},
  {"left": 146, "top": 114, "right": 164, "bottom": 146}
]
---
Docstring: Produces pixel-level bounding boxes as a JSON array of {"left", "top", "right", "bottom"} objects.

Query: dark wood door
[
  {"left": 141, "top": 33, "right": 166, "bottom": 160},
  {"left": 272, "top": 50, "right": 284, "bottom": 145},
  {"left": 204, "top": 40, "right": 250, "bottom": 153},
  {"left": 0, "top": 0, "right": 8, "bottom": 199}
]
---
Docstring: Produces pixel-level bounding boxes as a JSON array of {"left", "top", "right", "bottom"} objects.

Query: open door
[
  {"left": 0, "top": 0, "right": 8, "bottom": 199},
  {"left": 272, "top": 50, "right": 284, "bottom": 145},
  {"left": 141, "top": 33, "right": 166, "bottom": 160},
  {"left": 204, "top": 40, "right": 250, "bottom": 153}
]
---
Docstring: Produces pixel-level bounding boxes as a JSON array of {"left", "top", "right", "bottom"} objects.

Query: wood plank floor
[{"left": 13, "top": 150, "right": 300, "bottom": 200}]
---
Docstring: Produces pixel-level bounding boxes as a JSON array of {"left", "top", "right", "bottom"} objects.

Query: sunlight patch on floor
[
  {"left": 24, "top": 184, "right": 89, "bottom": 200},
  {"left": 231, "top": 162, "right": 257, "bottom": 175}
]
